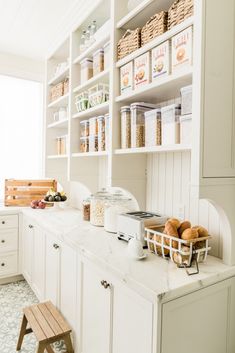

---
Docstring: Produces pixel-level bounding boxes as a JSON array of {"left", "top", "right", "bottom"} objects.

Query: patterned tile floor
[{"left": 0, "top": 280, "right": 65, "bottom": 353}]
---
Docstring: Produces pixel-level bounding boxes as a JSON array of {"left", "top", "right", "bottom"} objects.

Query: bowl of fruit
[
  {"left": 43, "top": 189, "right": 67, "bottom": 209},
  {"left": 30, "top": 200, "right": 46, "bottom": 209}
]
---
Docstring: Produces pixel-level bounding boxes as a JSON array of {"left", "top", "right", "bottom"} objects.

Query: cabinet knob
[
  {"left": 101, "top": 280, "right": 110, "bottom": 289},
  {"left": 2, "top": 221, "right": 5, "bottom": 225},
  {"left": 29, "top": 224, "right": 33, "bottom": 228},
  {"left": 1, "top": 263, "right": 5, "bottom": 267},
  {"left": 53, "top": 243, "right": 59, "bottom": 249},
  {"left": 1, "top": 240, "right": 5, "bottom": 243}
]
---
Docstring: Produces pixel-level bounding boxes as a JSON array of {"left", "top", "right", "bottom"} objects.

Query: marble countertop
[{"left": 4, "top": 207, "right": 235, "bottom": 303}]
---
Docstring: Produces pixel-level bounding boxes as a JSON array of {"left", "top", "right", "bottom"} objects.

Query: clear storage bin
[
  {"left": 104, "top": 113, "right": 110, "bottom": 150},
  {"left": 89, "top": 135, "right": 98, "bottom": 152},
  {"left": 80, "top": 137, "right": 89, "bottom": 153},
  {"left": 80, "top": 58, "right": 93, "bottom": 84},
  {"left": 180, "top": 114, "right": 192, "bottom": 144},
  {"left": 97, "top": 116, "right": 105, "bottom": 151},
  {"left": 145, "top": 109, "right": 161, "bottom": 147},
  {"left": 92, "top": 49, "right": 104, "bottom": 76},
  {"left": 121, "top": 106, "right": 131, "bottom": 149},
  {"left": 103, "top": 42, "right": 110, "bottom": 70},
  {"left": 80, "top": 120, "right": 89, "bottom": 137},
  {"left": 130, "top": 102, "right": 157, "bottom": 148},
  {"left": 161, "top": 104, "right": 181, "bottom": 145},
  {"left": 180, "top": 85, "right": 192, "bottom": 115},
  {"left": 89, "top": 117, "right": 98, "bottom": 135}
]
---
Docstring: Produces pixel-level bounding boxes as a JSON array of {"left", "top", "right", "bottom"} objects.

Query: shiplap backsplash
[{"left": 146, "top": 151, "right": 223, "bottom": 258}]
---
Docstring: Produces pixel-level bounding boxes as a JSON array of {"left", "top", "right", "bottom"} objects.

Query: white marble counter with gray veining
[{"left": 11, "top": 207, "right": 235, "bottom": 302}]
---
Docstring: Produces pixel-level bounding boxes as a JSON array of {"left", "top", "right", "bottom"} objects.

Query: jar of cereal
[{"left": 90, "top": 189, "right": 111, "bottom": 226}]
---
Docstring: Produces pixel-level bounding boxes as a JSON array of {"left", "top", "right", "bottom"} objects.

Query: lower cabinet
[
  {"left": 31, "top": 226, "right": 45, "bottom": 300},
  {"left": 22, "top": 217, "right": 34, "bottom": 284}
]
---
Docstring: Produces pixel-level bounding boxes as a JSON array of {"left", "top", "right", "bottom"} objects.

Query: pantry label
[
  {"left": 172, "top": 26, "right": 193, "bottom": 72},
  {"left": 134, "top": 52, "right": 150, "bottom": 89},
  {"left": 120, "top": 61, "right": 133, "bottom": 94},
  {"left": 152, "top": 41, "right": 170, "bottom": 80}
]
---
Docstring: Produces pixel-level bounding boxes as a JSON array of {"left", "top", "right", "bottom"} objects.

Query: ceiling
[{"left": 0, "top": 0, "right": 80, "bottom": 60}]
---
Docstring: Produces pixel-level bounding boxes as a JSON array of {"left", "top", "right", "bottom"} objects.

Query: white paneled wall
[{"left": 146, "top": 152, "right": 223, "bottom": 258}]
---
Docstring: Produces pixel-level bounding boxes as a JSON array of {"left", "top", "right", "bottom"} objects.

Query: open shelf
[
  {"left": 47, "top": 119, "right": 68, "bottom": 129},
  {"left": 48, "top": 66, "right": 69, "bottom": 86},
  {"left": 72, "top": 151, "right": 108, "bottom": 157},
  {"left": 47, "top": 154, "right": 68, "bottom": 159},
  {"left": 72, "top": 101, "right": 109, "bottom": 119},
  {"left": 73, "top": 69, "right": 109, "bottom": 94},
  {"left": 116, "top": 17, "right": 194, "bottom": 68},
  {"left": 115, "top": 145, "right": 192, "bottom": 155},
  {"left": 48, "top": 94, "right": 69, "bottom": 108},
  {"left": 73, "top": 34, "right": 110, "bottom": 65},
  {"left": 116, "top": 67, "right": 193, "bottom": 103}
]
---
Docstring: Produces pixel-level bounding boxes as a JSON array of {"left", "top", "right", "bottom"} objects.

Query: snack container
[
  {"left": 172, "top": 26, "right": 193, "bottom": 73},
  {"left": 145, "top": 108, "right": 161, "bottom": 146},
  {"left": 80, "top": 120, "right": 89, "bottom": 137},
  {"left": 80, "top": 58, "right": 93, "bottom": 84},
  {"left": 180, "top": 84, "right": 192, "bottom": 115},
  {"left": 104, "top": 113, "right": 110, "bottom": 150},
  {"left": 89, "top": 117, "right": 98, "bottom": 136},
  {"left": 152, "top": 41, "right": 170, "bottom": 80},
  {"left": 161, "top": 104, "right": 181, "bottom": 145},
  {"left": 80, "top": 137, "right": 89, "bottom": 153},
  {"left": 120, "top": 61, "right": 133, "bottom": 94},
  {"left": 134, "top": 52, "right": 151, "bottom": 89},
  {"left": 121, "top": 106, "right": 131, "bottom": 149},
  {"left": 180, "top": 114, "right": 192, "bottom": 144},
  {"left": 103, "top": 42, "right": 110, "bottom": 70},
  {"left": 89, "top": 135, "right": 98, "bottom": 152},
  {"left": 92, "top": 48, "right": 104, "bottom": 76},
  {"left": 97, "top": 116, "right": 105, "bottom": 151}
]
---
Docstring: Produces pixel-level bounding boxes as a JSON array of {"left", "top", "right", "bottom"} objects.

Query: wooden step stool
[{"left": 16, "top": 301, "right": 74, "bottom": 353}]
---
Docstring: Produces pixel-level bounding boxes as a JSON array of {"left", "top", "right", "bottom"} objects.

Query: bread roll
[
  {"left": 192, "top": 225, "right": 209, "bottom": 238},
  {"left": 173, "top": 246, "right": 190, "bottom": 266},
  {"left": 168, "top": 218, "right": 181, "bottom": 229},
  {"left": 164, "top": 221, "right": 179, "bottom": 249},
  {"left": 178, "top": 221, "right": 191, "bottom": 237},
  {"left": 181, "top": 228, "right": 199, "bottom": 240}
]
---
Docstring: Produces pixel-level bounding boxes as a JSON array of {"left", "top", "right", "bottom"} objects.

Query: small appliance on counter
[{"left": 117, "top": 211, "right": 168, "bottom": 246}]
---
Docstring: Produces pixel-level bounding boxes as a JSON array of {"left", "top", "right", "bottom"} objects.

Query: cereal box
[
  {"left": 134, "top": 52, "right": 151, "bottom": 89},
  {"left": 152, "top": 41, "right": 170, "bottom": 81},
  {"left": 172, "top": 26, "right": 193, "bottom": 73},
  {"left": 120, "top": 61, "right": 133, "bottom": 94}
]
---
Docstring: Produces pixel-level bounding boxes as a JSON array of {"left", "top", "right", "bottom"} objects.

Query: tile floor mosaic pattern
[{"left": 0, "top": 280, "right": 66, "bottom": 353}]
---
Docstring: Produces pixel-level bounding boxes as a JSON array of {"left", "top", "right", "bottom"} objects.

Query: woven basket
[
  {"left": 168, "top": 0, "right": 193, "bottom": 30},
  {"left": 63, "top": 78, "right": 69, "bottom": 95},
  {"left": 50, "top": 82, "right": 64, "bottom": 102},
  {"left": 117, "top": 28, "right": 141, "bottom": 60},
  {"left": 141, "top": 11, "right": 168, "bottom": 46}
]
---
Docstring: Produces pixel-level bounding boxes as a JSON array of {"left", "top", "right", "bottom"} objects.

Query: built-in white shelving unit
[{"left": 47, "top": 93, "right": 69, "bottom": 108}]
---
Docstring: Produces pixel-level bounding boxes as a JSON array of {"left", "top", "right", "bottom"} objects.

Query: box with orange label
[
  {"left": 120, "top": 61, "right": 133, "bottom": 94},
  {"left": 171, "top": 26, "right": 193, "bottom": 73},
  {"left": 134, "top": 52, "right": 151, "bottom": 89},
  {"left": 152, "top": 41, "right": 170, "bottom": 81}
]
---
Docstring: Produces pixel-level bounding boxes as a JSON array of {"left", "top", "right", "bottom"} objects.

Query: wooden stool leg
[
  {"left": 16, "top": 314, "right": 28, "bottom": 351},
  {"left": 36, "top": 342, "right": 47, "bottom": 353},
  {"left": 63, "top": 334, "right": 74, "bottom": 353},
  {"left": 46, "top": 343, "right": 54, "bottom": 353}
]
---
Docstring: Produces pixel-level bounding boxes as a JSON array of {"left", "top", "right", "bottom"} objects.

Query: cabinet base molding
[{"left": 0, "top": 274, "right": 23, "bottom": 285}]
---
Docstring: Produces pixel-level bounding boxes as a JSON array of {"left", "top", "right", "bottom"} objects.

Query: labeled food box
[
  {"left": 171, "top": 26, "right": 193, "bottom": 73},
  {"left": 152, "top": 41, "right": 170, "bottom": 81},
  {"left": 120, "top": 61, "right": 133, "bottom": 94},
  {"left": 134, "top": 52, "right": 151, "bottom": 89}
]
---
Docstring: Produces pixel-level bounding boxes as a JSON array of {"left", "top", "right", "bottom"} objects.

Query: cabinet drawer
[
  {"left": 0, "top": 215, "right": 18, "bottom": 229},
  {"left": 0, "top": 229, "right": 18, "bottom": 253},
  {"left": 0, "top": 252, "right": 18, "bottom": 277}
]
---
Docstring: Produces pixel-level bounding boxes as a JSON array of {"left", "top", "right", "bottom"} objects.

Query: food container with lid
[
  {"left": 58, "top": 106, "right": 67, "bottom": 121},
  {"left": 134, "top": 52, "right": 151, "bottom": 89},
  {"left": 130, "top": 102, "right": 157, "bottom": 148},
  {"left": 120, "top": 61, "right": 133, "bottom": 94},
  {"left": 121, "top": 106, "right": 131, "bottom": 149},
  {"left": 80, "top": 137, "right": 89, "bottom": 153},
  {"left": 75, "top": 92, "right": 89, "bottom": 112},
  {"left": 82, "top": 197, "right": 91, "bottom": 221},
  {"left": 145, "top": 108, "right": 161, "bottom": 147},
  {"left": 89, "top": 135, "right": 98, "bottom": 152},
  {"left": 104, "top": 113, "right": 110, "bottom": 150},
  {"left": 97, "top": 116, "right": 105, "bottom": 151},
  {"left": 103, "top": 42, "right": 110, "bottom": 70},
  {"left": 89, "top": 117, "right": 98, "bottom": 135},
  {"left": 88, "top": 83, "right": 109, "bottom": 107},
  {"left": 92, "top": 48, "right": 104, "bottom": 76},
  {"left": 152, "top": 41, "right": 170, "bottom": 81},
  {"left": 56, "top": 135, "right": 68, "bottom": 155},
  {"left": 80, "top": 120, "right": 89, "bottom": 137},
  {"left": 180, "top": 114, "right": 192, "bottom": 144},
  {"left": 80, "top": 58, "right": 93, "bottom": 84},
  {"left": 104, "top": 191, "right": 132, "bottom": 233},
  {"left": 90, "top": 189, "right": 111, "bottom": 226},
  {"left": 180, "top": 85, "right": 192, "bottom": 115},
  {"left": 161, "top": 104, "right": 181, "bottom": 145},
  {"left": 172, "top": 26, "right": 193, "bottom": 73}
]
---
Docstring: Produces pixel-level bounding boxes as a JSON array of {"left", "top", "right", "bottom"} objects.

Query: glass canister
[
  {"left": 97, "top": 115, "right": 105, "bottom": 151},
  {"left": 145, "top": 108, "right": 161, "bottom": 147},
  {"left": 80, "top": 137, "right": 89, "bottom": 152},
  {"left": 89, "top": 116, "right": 98, "bottom": 135},
  {"left": 82, "top": 197, "right": 91, "bottom": 221},
  {"left": 120, "top": 106, "right": 131, "bottom": 149},
  {"left": 92, "top": 48, "right": 104, "bottom": 76},
  {"left": 80, "top": 58, "right": 93, "bottom": 84},
  {"left": 80, "top": 119, "right": 89, "bottom": 137},
  {"left": 89, "top": 135, "right": 98, "bottom": 152},
  {"left": 90, "top": 189, "right": 111, "bottom": 226},
  {"left": 104, "top": 113, "right": 110, "bottom": 150}
]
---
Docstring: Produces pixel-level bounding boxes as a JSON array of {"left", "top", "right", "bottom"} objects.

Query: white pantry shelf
[
  {"left": 48, "top": 66, "right": 69, "bottom": 86},
  {"left": 47, "top": 119, "right": 68, "bottom": 129},
  {"left": 72, "top": 151, "right": 108, "bottom": 157},
  {"left": 47, "top": 154, "right": 68, "bottom": 159},
  {"left": 116, "top": 16, "right": 194, "bottom": 68},
  {"left": 115, "top": 145, "right": 192, "bottom": 155},
  {"left": 72, "top": 101, "right": 109, "bottom": 119},
  {"left": 73, "top": 69, "right": 109, "bottom": 94},
  {"left": 48, "top": 94, "right": 69, "bottom": 108},
  {"left": 116, "top": 67, "right": 193, "bottom": 103},
  {"left": 73, "top": 35, "right": 110, "bottom": 64}
]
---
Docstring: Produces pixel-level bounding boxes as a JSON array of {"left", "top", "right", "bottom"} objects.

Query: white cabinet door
[
  {"left": 112, "top": 283, "right": 153, "bottom": 353},
  {"left": 22, "top": 217, "right": 34, "bottom": 284},
  {"left": 31, "top": 226, "right": 45, "bottom": 301},
  {"left": 45, "top": 233, "right": 60, "bottom": 307},
  {"left": 82, "top": 263, "right": 111, "bottom": 353}
]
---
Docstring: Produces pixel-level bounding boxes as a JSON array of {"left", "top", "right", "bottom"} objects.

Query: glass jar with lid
[
  {"left": 80, "top": 119, "right": 89, "bottom": 137},
  {"left": 90, "top": 188, "right": 111, "bottom": 226},
  {"left": 97, "top": 115, "right": 105, "bottom": 151},
  {"left": 82, "top": 197, "right": 91, "bottom": 221},
  {"left": 120, "top": 106, "right": 131, "bottom": 149}
]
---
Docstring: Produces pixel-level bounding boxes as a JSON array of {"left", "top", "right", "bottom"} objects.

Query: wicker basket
[
  {"left": 50, "top": 82, "right": 64, "bottom": 102},
  {"left": 117, "top": 28, "right": 141, "bottom": 60},
  {"left": 63, "top": 78, "right": 69, "bottom": 95},
  {"left": 141, "top": 11, "right": 168, "bottom": 46},
  {"left": 168, "top": 0, "right": 194, "bottom": 30}
]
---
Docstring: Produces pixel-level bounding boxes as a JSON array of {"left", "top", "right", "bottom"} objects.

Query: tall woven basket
[
  {"left": 141, "top": 11, "right": 168, "bottom": 46},
  {"left": 168, "top": 0, "right": 194, "bottom": 30},
  {"left": 117, "top": 28, "right": 141, "bottom": 60}
]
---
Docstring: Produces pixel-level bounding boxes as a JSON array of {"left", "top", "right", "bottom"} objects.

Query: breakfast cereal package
[
  {"left": 134, "top": 52, "right": 151, "bottom": 89},
  {"left": 172, "top": 26, "right": 193, "bottom": 73},
  {"left": 120, "top": 61, "right": 133, "bottom": 94},
  {"left": 152, "top": 41, "right": 170, "bottom": 80}
]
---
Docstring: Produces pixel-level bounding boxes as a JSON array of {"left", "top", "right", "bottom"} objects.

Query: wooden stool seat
[{"left": 16, "top": 301, "right": 74, "bottom": 353}]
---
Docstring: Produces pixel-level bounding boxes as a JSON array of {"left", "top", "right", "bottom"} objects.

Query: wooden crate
[{"left": 5, "top": 179, "right": 57, "bottom": 207}]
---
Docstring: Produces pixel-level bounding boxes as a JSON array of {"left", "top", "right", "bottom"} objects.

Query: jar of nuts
[{"left": 90, "top": 189, "right": 111, "bottom": 226}]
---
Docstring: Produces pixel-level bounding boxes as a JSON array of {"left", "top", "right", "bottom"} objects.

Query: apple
[
  {"left": 31, "top": 200, "right": 39, "bottom": 209},
  {"left": 38, "top": 201, "right": 46, "bottom": 209}
]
